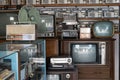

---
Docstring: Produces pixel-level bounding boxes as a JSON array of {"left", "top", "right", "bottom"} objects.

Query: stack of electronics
[
  {"left": 48, "top": 56, "right": 75, "bottom": 70},
  {"left": 78, "top": 7, "right": 119, "bottom": 18},
  {"left": 61, "top": 12, "right": 79, "bottom": 39},
  {"left": 61, "top": 20, "right": 114, "bottom": 39}
]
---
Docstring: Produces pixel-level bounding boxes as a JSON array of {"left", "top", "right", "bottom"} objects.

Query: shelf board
[
  {"left": 59, "top": 38, "right": 115, "bottom": 41},
  {"left": 0, "top": 10, "right": 19, "bottom": 12},
  {"left": 34, "top": 3, "right": 120, "bottom": 7},
  {"left": 56, "top": 18, "right": 120, "bottom": 20},
  {"left": 115, "top": 32, "right": 120, "bottom": 34},
  {"left": 78, "top": 17, "right": 120, "bottom": 20}
]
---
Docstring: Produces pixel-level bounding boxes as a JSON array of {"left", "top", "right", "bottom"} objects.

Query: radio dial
[
  {"left": 66, "top": 73, "right": 70, "bottom": 79},
  {"left": 67, "top": 58, "right": 72, "bottom": 64}
]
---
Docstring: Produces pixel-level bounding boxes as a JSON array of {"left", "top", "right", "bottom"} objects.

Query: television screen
[
  {"left": 71, "top": 43, "right": 100, "bottom": 64},
  {"left": 37, "top": 14, "right": 55, "bottom": 37},
  {"left": 0, "top": 12, "right": 18, "bottom": 37},
  {"left": 93, "top": 21, "right": 114, "bottom": 38}
]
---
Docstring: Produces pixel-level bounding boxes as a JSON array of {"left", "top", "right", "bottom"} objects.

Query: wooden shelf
[
  {"left": 0, "top": 10, "right": 19, "bottom": 12},
  {"left": 56, "top": 18, "right": 120, "bottom": 21},
  {"left": 115, "top": 32, "right": 120, "bottom": 34},
  {"left": 59, "top": 38, "right": 115, "bottom": 41},
  {"left": 79, "top": 17, "right": 120, "bottom": 20},
  {"left": 34, "top": 3, "right": 120, "bottom": 7}
]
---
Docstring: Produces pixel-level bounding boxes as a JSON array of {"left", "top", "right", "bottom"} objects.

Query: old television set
[
  {"left": 0, "top": 12, "right": 18, "bottom": 37},
  {"left": 37, "top": 14, "right": 55, "bottom": 37},
  {"left": 93, "top": 21, "right": 114, "bottom": 38},
  {"left": 70, "top": 42, "right": 106, "bottom": 65}
]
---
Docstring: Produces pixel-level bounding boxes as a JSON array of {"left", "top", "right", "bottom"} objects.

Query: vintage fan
[{"left": 18, "top": 5, "right": 46, "bottom": 34}]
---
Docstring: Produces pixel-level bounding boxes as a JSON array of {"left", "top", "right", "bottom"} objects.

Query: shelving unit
[{"left": 0, "top": 0, "right": 119, "bottom": 80}]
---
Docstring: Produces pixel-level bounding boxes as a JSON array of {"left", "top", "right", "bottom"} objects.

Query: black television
[
  {"left": 0, "top": 12, "right": 18, "bottom": 37},
  {"left": 70, "top": 43, "right": 101, "bottom": 64},
  {"left": 37, "top": 14, "right": 55, "bottom": 37}
]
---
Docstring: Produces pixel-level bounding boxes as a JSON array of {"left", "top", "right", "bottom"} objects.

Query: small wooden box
[{"left": 80, "top": 27, "right": 91, "bottom": 39}]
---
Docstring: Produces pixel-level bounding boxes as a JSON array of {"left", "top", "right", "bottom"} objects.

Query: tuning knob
[{"left": 66, "top": 73, "right": 70, "bottom": 79}]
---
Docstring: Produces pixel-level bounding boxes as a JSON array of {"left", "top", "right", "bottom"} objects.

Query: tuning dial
[{"left": 66, "top": 73, "right": 70, "bottom": 79}]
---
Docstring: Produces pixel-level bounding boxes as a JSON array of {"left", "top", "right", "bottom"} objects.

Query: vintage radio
[
  {"left": 6, "top": 24, "right": 36, "bottom": 41},
  {"left": 99, "top": 0, "right": 105, "bottom": 3},
  {"left": 88, "top": 10, "right": 98, "bottom": 18},
  {"left": 62, "top": 30, "right": 78, "bottom": 38},
  {"left": 79, "top": 0, "right": 84, "bottom": 3},
  {"left": 113, "top": 0, "right": 120, "bottom": 3},
  {"left": 17, "top": 0, "right": 25, "bottom": 5},
  {"left": 114, "top": 23, "right": 119, "bottom": 33},
  {"left": 80, "top": 27, "right": 91, "bottom": 39},
  {"left": 89, "top": 0, "right": 99, "bottom": 3},
  {"left": 57, "top": 0, "right": 72, "bottom": 4},
  {"left": 106, "top": 0, "right": 120, "bottom": 3},
  {"left": 39, "top": 32, "right": 54, "bottom": 37},
  {"left": 83, "top": 0, "right": 89, "bottom": 3},
  {"left": 41, "top": 0, "right": 56, "bottom": 4},
  {"left": 114, "top": 10, "right": 119, "bottom": 18},
  {"left": 105, "top": 0, "right": 113, "bottom": 3},
  {"left": 49, "top": 56, "right": 74, "bottom": 69},
  {"left": 104, "top": 10, "right": 115, "bottom": 17},
  {"left": 26, "top": 0, "right": 40, "bottom": 5},
  {"left": 11, "top": 0, "right": 17, "bottom": 5},
  {"left": 1, "top": 0, "right": 11, "bottom": 5},
  {"left": 57, "top": 0, "right": 64, "bottom": 4},
  {"left": 87, "top": 8, "right": 103, "bottom": 18},
  {"left": 73, "top": 0, "right": 80, "bottom": 3}
]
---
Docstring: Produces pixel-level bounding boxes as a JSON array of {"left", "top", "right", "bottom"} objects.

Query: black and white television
[
  {"left": 93, "top": 21, "right": 114, "bottom": 38},
  {"left": 37, "top": 14, "right": 55, "bottom": 37},
  {"left": 69, "top": 41, "right": 106, "bottom": 65}
]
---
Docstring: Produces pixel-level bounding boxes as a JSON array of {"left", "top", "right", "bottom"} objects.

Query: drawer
[{"left": 78, "top": 67, "right": 110, "bottom": 79}]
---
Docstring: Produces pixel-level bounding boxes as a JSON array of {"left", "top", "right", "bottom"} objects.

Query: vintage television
[
  {"left": 93, "top": 21, "right": 114, "bottom": 38},
  {"left": 70, "top": 42, "right": 106, "bottom": 65},
  {"left": 37, "top": 14, "right": 55, "bottom": 37},
  {"left": 0, "top": 12, "right": 18, "bottom": 37}
]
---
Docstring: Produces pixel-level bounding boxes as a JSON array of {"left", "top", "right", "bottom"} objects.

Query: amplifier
[{"left": 62, "top": 30, "right": 78, "bottom": 38}]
